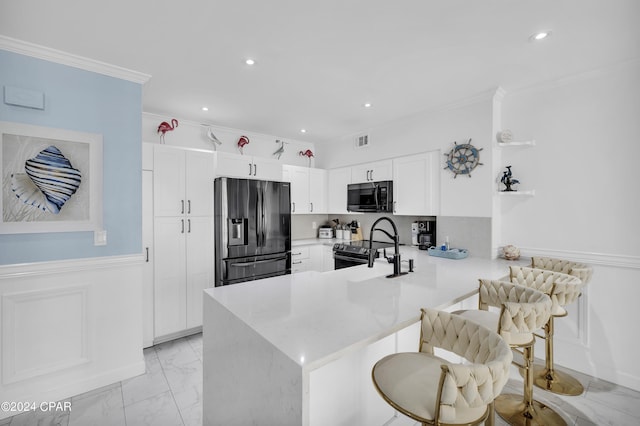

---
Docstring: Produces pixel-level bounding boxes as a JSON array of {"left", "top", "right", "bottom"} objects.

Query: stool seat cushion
[{"left": 373, "top": 352, "right": 487, "bottom": 424}]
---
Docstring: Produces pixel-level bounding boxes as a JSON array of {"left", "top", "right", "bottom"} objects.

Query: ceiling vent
[{"left": 355, "top": 133, "right": 370, "bottom": 149}]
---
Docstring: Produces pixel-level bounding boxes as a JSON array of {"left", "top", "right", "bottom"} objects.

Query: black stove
[{"left": 332, "top": 240, "right": 395, "bottom": 269}]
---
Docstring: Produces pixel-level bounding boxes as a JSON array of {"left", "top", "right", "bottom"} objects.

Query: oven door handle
[{"left": 333, "top": 254, "right": 369, "bottom": 263}]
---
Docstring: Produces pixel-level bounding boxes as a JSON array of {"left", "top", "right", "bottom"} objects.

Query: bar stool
[
  {"left": 371, "top": 308, "right": 513, "bottom": 426},
  {"left": 526, "top": 257, "right": 593, "bottom": 396},
  {"left": 508, "top": 265, "right": 585, "bottom": 397},
  {"left": 454, "top": 279, "right": 563, "bottom": 425}
]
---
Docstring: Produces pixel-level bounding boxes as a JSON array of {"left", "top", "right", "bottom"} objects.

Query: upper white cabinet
[
  {"left": 214, "top": 151, "right": 282, "bottom": 181},
  {"left": 282, "top": 165, "right": 327, "bottom": 214},
  {"left": 154, "top": 145, "right": 214, "bottom": 217},
  {"left": 309, "top": 168, "right": 327, "bottom": 214},
  {"left": 392, "top": 151, "right": 440, "bottom": 215},
  {"left": 351, "top": 160, "right": 392, "bottom": 183},
  {"left": 328, "top": 167, "right": 351, "bottom": 214}
]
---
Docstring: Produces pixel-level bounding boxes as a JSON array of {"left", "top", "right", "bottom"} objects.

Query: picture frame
[{"left": 0, "top": 121, "right": 103, "bottom": 234}]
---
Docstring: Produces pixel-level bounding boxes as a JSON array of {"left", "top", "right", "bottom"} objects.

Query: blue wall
[{"left": 0, "top": 50, "right": 142, "bottom": 264}]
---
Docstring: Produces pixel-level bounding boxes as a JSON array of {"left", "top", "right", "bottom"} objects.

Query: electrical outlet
[
  {"left": 94, "top": 230, "right": 107, "bottom": 246},
  {"left": 312, "top": 221, "right": 317, "bottom": 230}
]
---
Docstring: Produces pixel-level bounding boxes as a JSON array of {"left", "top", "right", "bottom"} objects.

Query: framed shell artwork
[{"left": 0, "top": 121, "right": 103, "bottom": 234}]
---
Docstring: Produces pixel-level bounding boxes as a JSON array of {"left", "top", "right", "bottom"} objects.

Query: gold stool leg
[
  {"left": 496, "top": 345, "right": 566, "bottom": 426},
  {"left": 532, "top": 316, "right": 585, "bottom": 396}
]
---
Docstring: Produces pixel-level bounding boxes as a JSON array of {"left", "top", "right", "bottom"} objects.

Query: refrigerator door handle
[
  {"left": 261, "top": 188, "right": 266, "bottom": 246},
  {"left": 230, "top": 255, "right": 288, "bottom": 267},
  {"left": 255, "top": 190, "right": 261, "bottom": 247}
]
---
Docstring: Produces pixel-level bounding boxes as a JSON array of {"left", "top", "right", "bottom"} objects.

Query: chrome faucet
[{"left": 367, "top": 216, "right": 407, "bottom": 278}]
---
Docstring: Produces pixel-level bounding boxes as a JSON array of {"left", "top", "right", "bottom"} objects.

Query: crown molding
[
  {"left": 504, "top": 57, "right": 640, "bottom": 97},
  {"left": 0, "top": 35, "right": 151, "bottom": 84}
]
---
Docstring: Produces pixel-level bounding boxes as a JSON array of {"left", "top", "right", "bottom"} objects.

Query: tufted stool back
[
  {"left": 531, "top": 256, "right": 593, "bottom": 284},
  {"left": 418, "top": 309, "right": 513, "bottom": 423},
  {"left": 509, "top": 265, "right": 583, "bottom": 317},
  {"left": 477, "top": 279, "right": 551, "bottom": 341}
]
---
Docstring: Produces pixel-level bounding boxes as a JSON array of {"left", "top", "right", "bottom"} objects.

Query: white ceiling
[{"left": 1, "top": 0, "right": 638, "bottom": 143}]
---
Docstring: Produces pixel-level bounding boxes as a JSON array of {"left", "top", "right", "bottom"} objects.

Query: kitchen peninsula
[{"left": 203, "top": 248, "right": 524, "bottom": 426}]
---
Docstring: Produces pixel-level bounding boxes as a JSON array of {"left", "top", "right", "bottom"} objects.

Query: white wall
[
  {"left": 499, "top": 59, "right": 640, "bottom": 390},
  {"left": 499, "top": 60, "right": 640, "bottom": 257},
  {"left": 142, "top": 112, "right": 316, "bottom": 168},
  {"left": 318, "top": 93, "right": 495, "bottom": 218}
]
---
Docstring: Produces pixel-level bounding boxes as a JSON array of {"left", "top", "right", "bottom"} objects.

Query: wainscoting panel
[
  {"left": 2, "top": 285, "right": 89, "bottom": 384},
  {"left": 0, "top": 255, "right": 145, "bottom": 420}
]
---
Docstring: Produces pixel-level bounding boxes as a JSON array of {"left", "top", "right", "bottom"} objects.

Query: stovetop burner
[
  {"left": 343, "top": 240, "right": 395, "bottom": 250},
  {"left": 332, "top": 240, "right": 395, "bottom": 257}
]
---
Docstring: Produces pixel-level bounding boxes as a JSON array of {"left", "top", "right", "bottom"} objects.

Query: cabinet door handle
[
  {"left": 253, "top": 164, "right": 257, "bottom": 176},
  {"left": 187, "top": 200, "right": 191, "bottom": 214},
  {"left": 188, "top": 219, "right": 191, "bottom": 233},
  {"left": 292, "top": 202, "right": 295, "bottom": 213},
  {"left": 366, "top": 170, "right": 370, "bottom": 181},
  {"left": 292, "top": 261, "right": 302, "bottom": 265},
  {"left": 145, "top": 247, "right": 149, "bottom": 263},
  {"left": 310, "top": 202, "right": 313, "bottom": 212},
  {"left": 249, "top": 163, "right": 252, "bottom": 176},
  {"left": 393, "top": 201, "right": 397, "bottom": 213},
  {"left": 370, "top": 170, "right": 374, "bottom": 181},
  {"left": 181, "top": 219, "right": 185, "bottom": 233},
  {"left": 181, "top": 200, "right": 184, "bottom": 214}
]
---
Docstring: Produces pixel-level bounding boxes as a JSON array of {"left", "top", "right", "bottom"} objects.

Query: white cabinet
[
  {"left": 291, "top": 245, "right": 323, "bottom": 273},
  {"left": 282, "top": 165, "right": 327, "bottom": 214},
  {"left": 153, "top": 145, "right": 214, "bottom": 339},
  {"left": 154, "top": 146, "right": 213, "bottom": 217},
  {"left": 309, "top": 168, "right": 327, "bottom": 214},
  {"left": 214, "top": 151, "right": 282, "bottom": 181},
  {"left": 142, "top": 170, "right": 154, "bottom": 348},
  {"left": 328, "top": 167, "right": 351, "bottom": 214},
  {"left": 321, "top": 245, "right": 335, "bottom": 272},
  {"left": 351, "top": 160, "right": 393, "bottom": 183},
  {"left": 392, "top": 151, "right": 440, "bottom": 215}
]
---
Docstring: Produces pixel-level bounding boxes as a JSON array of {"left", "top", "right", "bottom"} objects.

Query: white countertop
[{"left": 204, "top": 248, "right": 525, "bottom": 371}]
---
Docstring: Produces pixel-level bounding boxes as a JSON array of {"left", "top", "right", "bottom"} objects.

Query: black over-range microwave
[{"left": 347, "top": 180, "right": 393, "bottom": 213}]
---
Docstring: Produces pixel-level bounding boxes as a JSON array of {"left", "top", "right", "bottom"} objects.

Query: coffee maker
[{"left": 415, "top": 220, "right": 436, "bottom": 250}]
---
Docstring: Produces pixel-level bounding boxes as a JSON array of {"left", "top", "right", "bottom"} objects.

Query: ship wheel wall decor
[{"left": 444, "top": 138, "right": 483, "bottom": 178}]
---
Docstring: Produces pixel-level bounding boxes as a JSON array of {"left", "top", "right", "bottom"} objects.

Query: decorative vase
[{"left": 502, "top": 245, "right": 521, "bottom": 260}]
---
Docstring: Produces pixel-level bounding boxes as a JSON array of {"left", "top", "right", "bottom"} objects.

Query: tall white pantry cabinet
[{"left": 144, "top": 144, "right": 214, "bottom": 344}]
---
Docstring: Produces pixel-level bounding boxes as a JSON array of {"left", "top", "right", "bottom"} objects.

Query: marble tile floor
[
  {"left": 1, "top": 333, "right": 203, "bottom": 426},
  {"left": 2, "top": 333, "right": 639, "bottom": 425}
]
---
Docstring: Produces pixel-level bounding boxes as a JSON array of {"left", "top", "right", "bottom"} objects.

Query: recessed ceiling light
[
  {"left": 202, "top": 106, "right": 209, "bottom": 111},
  {"left": 363, "top": 103, "right": 372, "bottom": 108},
  {"left": 245, "top": 59, "right": 255, "bottom": 65},
  {"left": 300, "top": 129, "right": 307, "bottom": 133},
  {"left": 530, "top": 30, "right": 552, "bottom": 41}
]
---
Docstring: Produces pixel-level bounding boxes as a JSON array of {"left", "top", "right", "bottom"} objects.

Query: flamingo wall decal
[
  {"left": 299, "top": 149, "right": 314, "bottom": 166},
  {"left": 157, "top": 119, "right": 178, "bottom": 144},
  {"left": 237, "top": 135, "right": 250, "bottom": 154}
]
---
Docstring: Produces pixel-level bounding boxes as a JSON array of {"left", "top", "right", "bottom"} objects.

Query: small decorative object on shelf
[
  {"left": 501, "top": 244, "right": 521, "bottom": 260},
  {"left": 443, "top": 138, "right": 483, "bottom": 178},
  {"left": 299, "top": 149, "right": 314, "bottom": 166},
  {"left": 273, "top": 139, "right": 288, "bottom": 160},
  {"left": 237, "top": 135, "right": 250, "bottom": 154},
  {"left": 497, "top": 129, "right": 513, "bottom": 143},
  {"left": 500, "top": 165, "right": 520, "bottom": 191},
  {"left": 157, "top": 118, "right": 178, "bottom": 144},
  {"left": 206, "top": 126, "right": 222, "bottom": 150}
]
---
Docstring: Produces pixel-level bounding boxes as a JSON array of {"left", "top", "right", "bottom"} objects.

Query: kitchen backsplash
[{"left": 292, "top": 214, "right": 492, "bottom": 258}]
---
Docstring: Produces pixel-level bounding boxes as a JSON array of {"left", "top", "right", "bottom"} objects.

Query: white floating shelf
[
  {"left": 497, "top": 140, "right": 536, "bottom": 147},
  {"left": 497, "top": 190, "right": 536, "bottom": 196}
]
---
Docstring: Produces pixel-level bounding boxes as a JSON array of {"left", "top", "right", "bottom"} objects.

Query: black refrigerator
[{"left": 214, "top": 177, "right": 291, "bottom": 286}]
